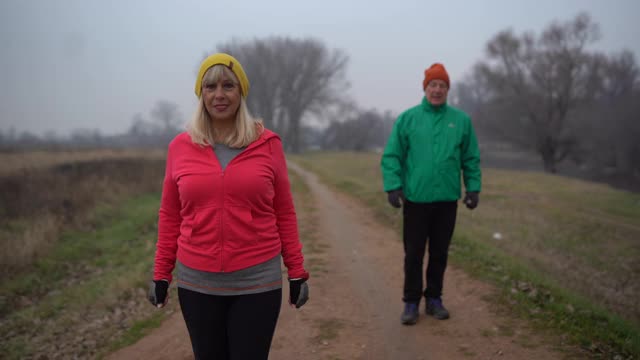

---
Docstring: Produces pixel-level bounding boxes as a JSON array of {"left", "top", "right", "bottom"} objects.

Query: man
[{"left": 380, "top": 63, "right": 481, "bottom": 325}]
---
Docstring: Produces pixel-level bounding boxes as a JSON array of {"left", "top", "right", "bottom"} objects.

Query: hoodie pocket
[
  {"left": 179, "top": 218, "right": 194, "bottom": 241},
  {"left": 188, "top": 205, "right": 221, "bottom": 250},
  {"left": 225, "top": 205, "right": 258, "bottom": 247}
]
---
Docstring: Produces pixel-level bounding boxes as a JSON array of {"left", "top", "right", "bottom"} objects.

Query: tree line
[
  {"left": 2, "top": 13, "right": 637, "bottom": 188},
  {"left": 453, "top": 13, "right": 639, "bottom": 179}
]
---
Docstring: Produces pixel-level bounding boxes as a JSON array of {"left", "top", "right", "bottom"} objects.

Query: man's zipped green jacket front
[{"left": 381, "top": 97, "right": 481, "bottom": 202}]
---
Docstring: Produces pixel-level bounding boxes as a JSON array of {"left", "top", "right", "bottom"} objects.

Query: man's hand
[
  {"left": 289, "top": 279, "right": 309, "bottom": 309},
  {"left": 148, "top": 280, "right": 169, "bottom": 308},
  {"left": 463, "top": 192, "right": 479, "bottom": 210},
  {"left": 387, "top": 189, "right": 404, "bottom": 208}
]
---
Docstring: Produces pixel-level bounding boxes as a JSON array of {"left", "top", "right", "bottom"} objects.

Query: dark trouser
[
  {"left": 178, "top": 287, "right": 282, "bottom": 360},
  {"left": 402, "top": 200, "right": 458, "bottom": 303}
]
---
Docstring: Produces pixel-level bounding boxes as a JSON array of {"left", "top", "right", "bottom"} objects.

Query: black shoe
[
  {"left": 425, "top": 297, "right": 450, "bottom": 320},
  {"left": 400, "top": 302, "right": 419, "bottom": 325}
]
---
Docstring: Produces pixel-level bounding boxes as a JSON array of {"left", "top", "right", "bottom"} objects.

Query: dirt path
[{"left": 107, "top": 163, "right": 564, "bottom": 360}]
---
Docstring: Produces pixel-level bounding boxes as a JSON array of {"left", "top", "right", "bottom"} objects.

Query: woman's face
[{"left": 202, "top": 73, "right": 241, "bottom": 123}]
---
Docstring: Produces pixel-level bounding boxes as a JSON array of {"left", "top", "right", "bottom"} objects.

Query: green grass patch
[
  {"left": 0, "top": 193, "right": 177, "bottom": 360},
  {"left": 2, "top": 194, "right": 158, "bottom": 309},
  {"left": 289, "top": 168, "right": 326, "bottom": 275},
  {"left": 453, "top": 232, "right": 639, "bottom": 357},
  {"left": 102, "top": 310, "right": 166, "bottom": 355},
  {"left": 291, "top": 151, "right": 640, "bottom": 359}
]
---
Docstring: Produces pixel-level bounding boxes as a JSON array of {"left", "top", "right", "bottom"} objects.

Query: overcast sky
[{"left": 1, "top": 0, "right": 639, "bottom": 136}]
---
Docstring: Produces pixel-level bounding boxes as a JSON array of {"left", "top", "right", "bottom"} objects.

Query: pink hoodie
[{"left": 153, "top": 129, "right": 308, "bottom": 282}]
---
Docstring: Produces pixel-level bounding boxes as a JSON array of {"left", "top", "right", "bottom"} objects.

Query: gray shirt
[
  {"left": 177, "top": 255, "right": 282, "bottom": 296},
  {"left": 213, "top": 143, "right": 244, "bottom": 170}
]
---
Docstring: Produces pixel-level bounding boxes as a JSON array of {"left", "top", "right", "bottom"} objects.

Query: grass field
[
  {"left": 0, "top": 150, "right": 165, "bottom": 269},
  {"left": 0, "top": 192, "right": 179, "bottom": 359},
  {"left": 0, "top": 149, "right": 321, "bottom": 359},
  {"left": 291, "top": 151, "right": 640, "bottom": 359},
  {"left": 2, "top": 148, "right": 638, "bottom": 358},
  {"left": 0, "top": 149, "right": 171, "bottom": 359},
  {"left": 0, "top": 148, "right": 166, "bottom": 176}
]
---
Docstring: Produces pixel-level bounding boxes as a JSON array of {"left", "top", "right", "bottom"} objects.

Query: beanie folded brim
[
  {"left": 423, "top": 63, "right": 450, "bottom": 90},
  {"left": 195, "top": 53, "right": 250, "bottom": 98}
]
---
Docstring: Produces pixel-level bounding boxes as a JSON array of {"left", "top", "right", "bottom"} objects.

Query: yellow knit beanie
[{"left": 194, "top": 53, "right": 250, "bottom": 98}]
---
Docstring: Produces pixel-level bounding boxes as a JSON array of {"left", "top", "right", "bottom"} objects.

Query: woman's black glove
[
  {"left": 463, "top": 192, "right": 479, "bottom": 209},
  {"left": 148, "top": 280, "right": 169, "bottom": 308},
  {"left": 387, "top": 189, "right": 404, "bottom": 208},
  {"left": 289, "top": 279, "right": 309, "bottom": 309}
]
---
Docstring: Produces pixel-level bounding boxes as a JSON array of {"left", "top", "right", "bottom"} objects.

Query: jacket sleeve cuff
[{"left": 287, "top": 269, "right": 309, "bottom": 281}]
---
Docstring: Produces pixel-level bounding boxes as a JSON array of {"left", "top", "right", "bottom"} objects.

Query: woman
[{"left": 147, "top": 53, "right": 309, "bottom": 359}]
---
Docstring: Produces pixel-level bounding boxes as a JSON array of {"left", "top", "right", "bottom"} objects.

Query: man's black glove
[
  {"left": 289, "top": 279, "right": 309, "bottom": 309},
  {"left": 387, "top": 189, "right": 404, "bottom": 208},
  {"left": 148, "top": 280, "right": 169, "bottom": 307},
  {"left": 463, "top": 192, "right": 479, "bottom": 210}
]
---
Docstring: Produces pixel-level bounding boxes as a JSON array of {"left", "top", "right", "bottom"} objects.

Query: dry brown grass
[
  {"left": 0, "top": 149, "right": 166, "bottom": 272},
  {"left": 0, "top": 148, "right": 165, "bottom": 176},
  {"left": 3, "top": 215, "right": 59, "bottom": 267}
]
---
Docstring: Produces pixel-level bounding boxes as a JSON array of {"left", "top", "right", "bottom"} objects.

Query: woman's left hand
[{"left": 288, "top": 279, "right": 309, "bottom": 309}]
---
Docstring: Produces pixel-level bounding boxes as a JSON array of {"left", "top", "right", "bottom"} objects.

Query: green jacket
[{"left": 381, "top": 98, "right": 481, "bottom": 202}]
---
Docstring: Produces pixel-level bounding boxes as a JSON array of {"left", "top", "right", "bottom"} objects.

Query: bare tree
[
  {"left": 473, "top": 13, "right": 602, "bottom": 172},
  {"left": 216, "top": 37, "right": 350, "bottom": 152},
  {"left": 322, "top": 109, "right": 395, "bottom": 151},
  {"left": 151, "top": 100, "right": 182, "bottom": 133},
  {"left": 276, "top": 38, "right": 350, "bottom": 152},
  {"left": 128, "top": 113, "right": 149, "bottom": 137},
  {"left": 217, "top": 39, "right": 286, "bottom": 134},
  {"left": 449, "top": 73, "right": 495, "bottom": 141},
  {"left": 150, "top": 100, "right": 182, "bottom": 145},
  {"left": 579, "top": 51, "right": 640, "bottom": 177}
]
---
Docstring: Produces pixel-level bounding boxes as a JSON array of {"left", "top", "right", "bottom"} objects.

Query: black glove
[
  {"left": 289, "top": 279, "right": 309, "bottom": 309},
  {"left": 148, "top": 280, "right": 169, "bottom": 307},
  {"left": 463, "top": 192, "right": 479, "bottom": 210},
  {"left": 387, "top": 189, "right": 404, "bottom": 208}
]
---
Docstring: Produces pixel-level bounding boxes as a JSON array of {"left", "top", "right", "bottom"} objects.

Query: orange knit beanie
[{"left": 422, "top": 63, "right": 450, "bottom": 89}]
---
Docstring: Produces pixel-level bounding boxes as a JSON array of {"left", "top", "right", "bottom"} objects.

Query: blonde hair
[{"left": 187, "top": 64, "right": 263, "bottom": 148}]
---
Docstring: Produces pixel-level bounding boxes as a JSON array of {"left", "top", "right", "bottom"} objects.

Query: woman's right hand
[{"left": 148, "top": 280, "right": 169, "bottom": 308}]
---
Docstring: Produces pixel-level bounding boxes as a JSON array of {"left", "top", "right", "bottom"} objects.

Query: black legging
[{"left": 178, "top": 287, "right": 282, "bottom": 360}]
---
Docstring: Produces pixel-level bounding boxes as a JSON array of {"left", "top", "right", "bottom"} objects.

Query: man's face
[{"left": 425, "top": 79, "right": 449, "bottom": 106}]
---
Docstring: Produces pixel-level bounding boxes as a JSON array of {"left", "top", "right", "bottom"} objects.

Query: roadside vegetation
[
  {"left": 292, "top": 151, "right": 640, "bottom": 359},
  {"left": 0, "top": 150, "right": 165, "bottom": 269},
  {"left": 0, "top": 150, "right": 323, "bottom": 359},
  {"left": 0, "top": 150, "right": 174, "bottom": 359},
  {"left": 2, "top": 148, "right": 637, "bottom": 359}
]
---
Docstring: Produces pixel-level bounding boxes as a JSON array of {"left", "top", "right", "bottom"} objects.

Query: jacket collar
[{"left": 421, "top": 97, "right": 447, "bottom": 113}]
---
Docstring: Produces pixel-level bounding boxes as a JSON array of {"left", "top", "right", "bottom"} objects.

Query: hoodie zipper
[
  {"left": 210, "top": 134, "right": 272, "bottom": 272},
  {"left": 220, "top": 168, "right": 225, "bottom": 272}
]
